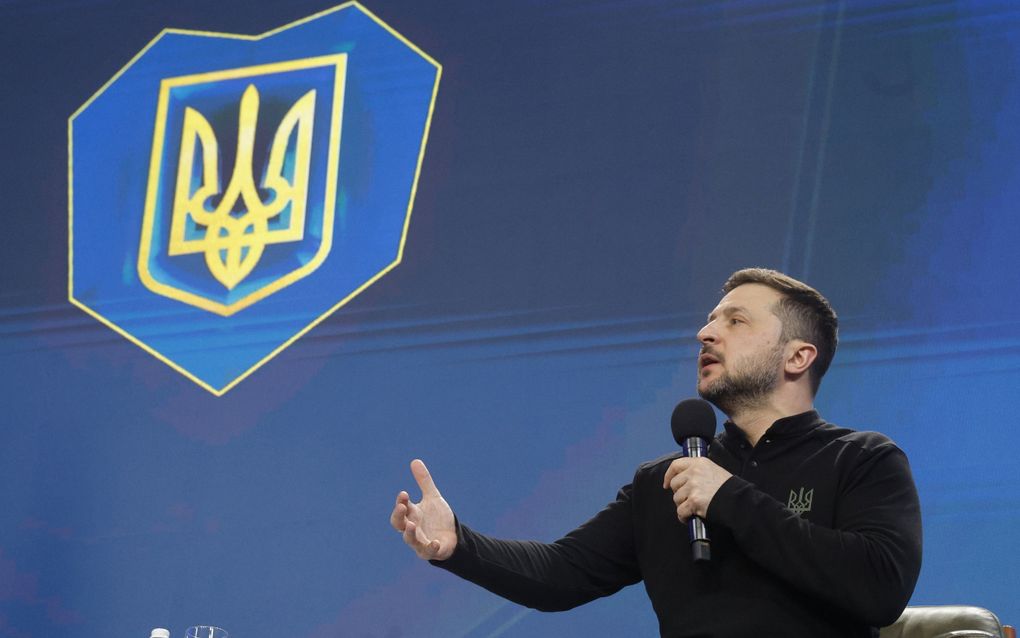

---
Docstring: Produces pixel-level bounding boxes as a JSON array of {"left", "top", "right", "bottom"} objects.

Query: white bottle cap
[{"left": 150, "top": 629, "right": 171, "bottom": 638}]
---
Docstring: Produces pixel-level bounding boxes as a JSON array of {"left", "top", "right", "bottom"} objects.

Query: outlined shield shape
[
  {"left": 139, "top": 55, "right": 347, "bottom": 316},
  {"left": 69, "top": 2, "right": 440, "bottom": 394}
]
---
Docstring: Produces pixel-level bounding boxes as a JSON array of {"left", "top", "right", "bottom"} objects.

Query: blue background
[{"left": 1, "top": 1, "right": 1019, "bottom": 636}]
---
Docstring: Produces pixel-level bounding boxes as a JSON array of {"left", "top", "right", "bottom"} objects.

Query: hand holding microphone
[{"left": 663, "top": 399, "right": 730, "bottom": 562}]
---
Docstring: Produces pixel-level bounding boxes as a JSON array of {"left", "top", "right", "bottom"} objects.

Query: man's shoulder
[
  {"left": 634, "top": 452, "right": 683, "bottom": 477},
  {"left": 813, "top": 419, "right": 905, "bottom": 455}
]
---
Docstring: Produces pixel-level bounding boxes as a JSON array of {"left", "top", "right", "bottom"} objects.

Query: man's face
[{"left": 696, "top": 283, "right": 787, "bottom": 414}]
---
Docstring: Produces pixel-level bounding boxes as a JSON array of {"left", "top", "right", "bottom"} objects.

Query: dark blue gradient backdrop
[{"left": 2, "top": 1, "right": 1019, "bottom": 636}]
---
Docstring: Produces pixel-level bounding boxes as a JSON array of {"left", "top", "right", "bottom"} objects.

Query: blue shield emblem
[
  {"left": 140, "top": 56, "right": 347, "bottom": 315},
  {"left": 69, "top": 4, "right": 440, "bottom": 394}
]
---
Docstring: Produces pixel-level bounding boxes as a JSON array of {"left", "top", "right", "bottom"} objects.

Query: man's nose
[{"left": 697, "top": 323, "right": 716, "bottom": 345}]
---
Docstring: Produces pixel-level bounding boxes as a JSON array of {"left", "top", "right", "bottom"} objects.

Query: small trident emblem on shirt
[{"left": 787, "top": 487, "right": 814, "bottom": 515}]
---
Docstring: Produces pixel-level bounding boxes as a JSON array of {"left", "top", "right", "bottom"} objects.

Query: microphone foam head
[{"left": 671, "top": 399, "right": 717, "bottom": 444}]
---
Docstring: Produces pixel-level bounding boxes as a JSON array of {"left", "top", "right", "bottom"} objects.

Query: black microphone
[{"left": 670, "top": 398, "right": 718, "bottom": 562}]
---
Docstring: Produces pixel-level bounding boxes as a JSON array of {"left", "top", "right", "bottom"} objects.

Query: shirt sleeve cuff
[
  {"left": 705, "top": 475, "right": 753, "bottom": 526},
  {"left": 429, "top": 516, "right": 472, "bottom": 571}
]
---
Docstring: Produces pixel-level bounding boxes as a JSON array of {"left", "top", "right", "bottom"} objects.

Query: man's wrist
[{"left": 704, "top": 475, "right": 747, "bottom": 524}]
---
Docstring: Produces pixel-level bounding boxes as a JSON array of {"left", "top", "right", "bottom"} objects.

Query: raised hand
[{"left": 390, "top": 459, "right": 458, "bottom": 561}]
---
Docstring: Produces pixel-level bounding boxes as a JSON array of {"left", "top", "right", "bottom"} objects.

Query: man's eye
[{"left": 729, "top": 317, "right": 743, "bottom": 325}]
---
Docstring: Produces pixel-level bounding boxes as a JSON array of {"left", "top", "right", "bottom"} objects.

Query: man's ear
[{"left": 785, "top": 340, "right": 817, "bottom": 376}]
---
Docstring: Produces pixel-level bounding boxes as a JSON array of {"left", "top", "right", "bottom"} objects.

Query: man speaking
[{"left": 390, "top": 268, "right": 922, "bottom": 637}]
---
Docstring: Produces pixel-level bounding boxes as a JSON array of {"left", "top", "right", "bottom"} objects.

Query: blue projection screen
[{"left": 2, "top": 1, "right": 1019, "bottom": 636}]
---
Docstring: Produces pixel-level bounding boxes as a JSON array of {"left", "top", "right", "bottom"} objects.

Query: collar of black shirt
[{"left": 720, "top": 410, "right": 823, "bottom": 449}]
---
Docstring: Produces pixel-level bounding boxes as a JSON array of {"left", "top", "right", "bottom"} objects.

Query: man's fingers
[
  {"left": 390, "top": 491, "right": 413, "bottom": 531},
  {"left": 390, "top": 501, "right": 407, "bottom": 531},
  {"left": 674, "top": 489, "right": 694, "bottom": 522},
  {"left": 402, "top": 520, "right": 418, "bottom": 547},
  {"left": 393, "top": 460, "right": 454, "bottom": 561},
  {"left": 662, "top": 458, "right": 692, "bottom": 489},
  {"left": 668, "top": 472, "right": 689, "bottom": 493},
  {"left": 411, "top": 459, "right": 440, "bottom": 498},
  {"left": 403, "top": 520, "right": 440, "bottom": 559},
  {"left": 673, "top": 488, "right": 684, "bottom": 507}
]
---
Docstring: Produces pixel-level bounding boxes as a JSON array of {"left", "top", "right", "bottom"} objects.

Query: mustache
[{"left": 699, "top": 347, "right": 724, "bottom": 363}]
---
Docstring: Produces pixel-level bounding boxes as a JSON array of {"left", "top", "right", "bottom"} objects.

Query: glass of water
[{"left": 185, "top": 627, "right": 228, "bottom": 638}]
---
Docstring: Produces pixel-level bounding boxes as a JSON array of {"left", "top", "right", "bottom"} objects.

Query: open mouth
[{"left": 699, "top": 353, "right": 721, "bottom": 370}]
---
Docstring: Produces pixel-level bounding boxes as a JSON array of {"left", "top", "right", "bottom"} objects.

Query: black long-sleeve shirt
[{"left": 433, "top": 411, "right": 922, "bottom": 637}]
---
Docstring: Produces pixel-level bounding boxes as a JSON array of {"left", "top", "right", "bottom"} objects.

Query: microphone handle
[{"left": 683, "top": 436, "right": 711, "bottom": 562}]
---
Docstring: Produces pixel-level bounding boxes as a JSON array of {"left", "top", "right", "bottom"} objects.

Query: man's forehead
[{"left": 709, "top": 283, "right": 782, "bottom": 317}]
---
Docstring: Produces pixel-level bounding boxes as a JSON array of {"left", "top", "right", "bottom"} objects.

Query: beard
[{"left": 697, "top": 343, "right": 784, "bottom": 416}]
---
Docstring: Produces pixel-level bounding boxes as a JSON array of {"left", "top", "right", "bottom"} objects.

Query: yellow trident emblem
[
  {"left": 139, "top": 54, "right": 346, "bottom": 316},
  {"left": 169, "top": 84, "right": 315, "bottom": 290}
]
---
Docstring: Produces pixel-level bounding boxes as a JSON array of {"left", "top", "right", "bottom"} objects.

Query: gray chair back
[{"left": 880, "top": 606, "right": 1007, "bottom": 638}]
